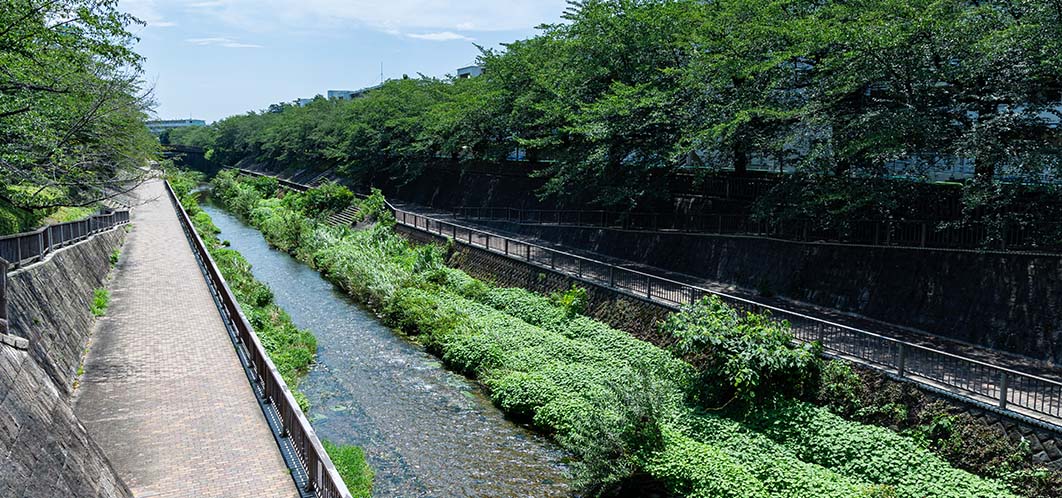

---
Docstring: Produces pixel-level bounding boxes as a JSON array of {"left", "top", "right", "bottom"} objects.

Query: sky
[{"left": 120, "top": 0, "right": 570, "bottom": 123}]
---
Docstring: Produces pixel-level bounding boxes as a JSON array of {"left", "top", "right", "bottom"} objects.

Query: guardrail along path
[{"left": 74, "top": 180, "right": 298, "bottom": 498}]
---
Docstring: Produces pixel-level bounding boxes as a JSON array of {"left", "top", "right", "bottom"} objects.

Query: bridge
[{"left": 242, "top": 168, "right": 1062, "bottom": 436}]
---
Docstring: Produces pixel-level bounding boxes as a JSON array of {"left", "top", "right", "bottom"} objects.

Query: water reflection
[{"left": 202, "top": 201, "right": 573, "bottom": 497}]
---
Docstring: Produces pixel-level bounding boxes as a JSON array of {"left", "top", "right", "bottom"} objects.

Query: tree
[{"left": 0, "top": 0, "right": 157, "bottom": 218}]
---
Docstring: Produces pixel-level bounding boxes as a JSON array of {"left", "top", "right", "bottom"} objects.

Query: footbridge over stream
[{"left": 239, "top": 168, "right": 1062, "bottom": 449}]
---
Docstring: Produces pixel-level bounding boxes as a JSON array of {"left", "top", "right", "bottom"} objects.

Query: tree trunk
[{"left": 733, "top": 144, "right": 749, "bottom": 175}]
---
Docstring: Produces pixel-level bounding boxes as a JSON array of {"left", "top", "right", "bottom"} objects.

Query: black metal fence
[
  {"left": 165, "top": 182, "right": 351, "bottom": 498},
  {"left": 0, "top": 211, "right": 131, "bottom": 268},
  {"left": 397, "top": 208, "right": 1062, "bottom": 428},
  {"left": 234, "top": 167, "right": 1062, "bottom": 429},
  {"left": 454, "top": 206, "right": 1062, "bottom": 253}
]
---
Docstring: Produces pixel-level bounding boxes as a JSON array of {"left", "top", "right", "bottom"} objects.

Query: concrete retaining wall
[
  {"left": 7, "top": 230, "right": 125, "bottom": 395},
  {"left": 475, "top": 221, "right": 1062, "bottom": 364},
  {"left": 0, "top": 228, "right": 131, "bottom": 498},
  {"left": 399, "top": 225, "right": 1062, "bottom": 471}
]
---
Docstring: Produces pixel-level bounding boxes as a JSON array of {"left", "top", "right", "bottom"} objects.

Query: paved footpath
[{"left": 75, "top": 180, "right": 297, "bottom": 498}]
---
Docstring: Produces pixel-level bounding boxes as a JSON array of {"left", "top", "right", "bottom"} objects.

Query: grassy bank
[
  {"left": 208, "top": 169, "right": 1019, "bottom": 498},
  {"left": 167, "top": 169, "right": 372, "bottom": 497}
]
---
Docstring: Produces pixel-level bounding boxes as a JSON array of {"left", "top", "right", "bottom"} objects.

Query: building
[
  {"left": 327, "top": 90, "right": 356, "bottom": 101},
  {"left": 295, "top": 98, "right": 316, "bottom": 107},
  {"left": 146, "top": 119, "right": 206, "bottom": 135},
  {"left": 456, "top": 65, "right": 484, "bottom": 79}
]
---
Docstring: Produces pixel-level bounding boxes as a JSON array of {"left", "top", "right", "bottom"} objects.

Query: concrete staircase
[{"left": 327, "top": 204, "right": 360, "bottom": 227}]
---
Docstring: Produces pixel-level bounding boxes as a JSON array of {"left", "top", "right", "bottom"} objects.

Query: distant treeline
[{"left": 170, "top": 0, "right": 1062, "bottom": 219}]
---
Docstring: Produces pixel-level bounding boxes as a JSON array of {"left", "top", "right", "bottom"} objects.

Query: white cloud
[
  {"left": 120, "top": 0, "right": 177, "bottom": 28},
  {"left": 138, "top": 0, "right": 567, "bottom": 33},
  {"left": 406, "top": 31, "right": 474, "bottom": 42},
  {"left": 186, "top": 37, "right": 262, "bottom": 48}
]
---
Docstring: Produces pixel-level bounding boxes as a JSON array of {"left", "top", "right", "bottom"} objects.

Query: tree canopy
[
  {"left": 0, "top": 0, "right": 156, "bottom": 229},
  {"left": 173, "top": 0, "right": 1062, "bottom": 213}
]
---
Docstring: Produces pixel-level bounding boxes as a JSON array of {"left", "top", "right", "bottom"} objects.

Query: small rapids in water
[{"left": 202, "top": 201, "right": 573, "bottom": 497}]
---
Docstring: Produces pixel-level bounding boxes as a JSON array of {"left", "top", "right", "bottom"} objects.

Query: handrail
[
  {"left": 453, "top": 206, "right": 1062, "bottom": 254},
  {"left": 237, "top": 169, "right": 1062, "bottom": 431},
  {"left": 164, "top": 181, "right": 352, "bottom": 498},
  {"left": 0, "top": 210, "right": 131, "bottom": 269}
]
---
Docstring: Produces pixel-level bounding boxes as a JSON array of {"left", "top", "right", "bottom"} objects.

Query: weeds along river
[{"left": 201, "top": 201, "right": 573, "bottom": 497}]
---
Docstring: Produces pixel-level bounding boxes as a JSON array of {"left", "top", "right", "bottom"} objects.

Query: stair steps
[{"left": 327, "top": 204, "right": 360, "bottom": 227}]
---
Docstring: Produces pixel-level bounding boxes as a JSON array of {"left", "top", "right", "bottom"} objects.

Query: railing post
[
  {"left": 485, "top": 234, "right": 491, "bottom": 250},
  {"left": 646, "top": 278, "right": 652, "bottom": 299},
  {"left": 609, "top": 266, "right": 615, "bottom": 287},
  {"left": 504, "top": 238, "right": 509, "bottom": 256},
  {"left": 526, "top": 244, "right": 531, "bottom": 262},
  {"left": 920, "top": 223, "right": 927, "bottom": 247},
  {"left": 550, "top": 251, "right": 555, "bottom": 269},
  {"left": 0, "top": 259, "right": 8, "bottom": 336},
  {"left": 897, "top": 343, "right": 906, "bottom": 377},
  {"left": 998, "top": 372, "right": 1009, "bottom": 409}
]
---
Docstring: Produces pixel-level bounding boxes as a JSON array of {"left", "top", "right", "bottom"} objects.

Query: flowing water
[{"left": 202, "top": 202, "right": 573, "bottom": 498}]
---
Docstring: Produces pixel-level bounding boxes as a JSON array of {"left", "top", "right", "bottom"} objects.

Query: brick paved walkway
[{"left": 74, "top": 180, "right": 297, "bottom": 498}]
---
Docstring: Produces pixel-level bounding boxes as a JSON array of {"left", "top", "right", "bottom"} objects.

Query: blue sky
[{"left": 121, "top": 0, "right": 570, "bottom": 122}]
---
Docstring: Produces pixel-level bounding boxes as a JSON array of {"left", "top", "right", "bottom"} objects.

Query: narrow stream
[{"left": 202, "top": 201, "right": 573, "bottom": 497}]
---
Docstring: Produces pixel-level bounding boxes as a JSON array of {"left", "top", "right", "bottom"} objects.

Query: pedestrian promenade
[{"left": 75, "top": 180, "right": 297, "bottom": 498}]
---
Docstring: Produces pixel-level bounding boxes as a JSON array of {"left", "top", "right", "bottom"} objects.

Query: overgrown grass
[
  {"left": 91, "top": 288, "right": 110, "bottom": 317},
  {"left": 208, "top": 169, "right": 1018, "bottom": 498},
  {"left": 168, "top": 169, "right": 371, "bottom": 493},
  {"left": 322, "top": 440, "right": 373, "bottom": 498}
]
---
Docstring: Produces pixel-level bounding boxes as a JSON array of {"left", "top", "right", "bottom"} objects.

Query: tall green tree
[{"left": 0, "top": 0, "right": 156, "bottom": 218}]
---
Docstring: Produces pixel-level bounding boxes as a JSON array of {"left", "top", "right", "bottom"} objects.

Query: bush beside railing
[
  {"left": 396, "top": 209, "right": 1062, "bottom": 429},
  {"left": 239, "top": 167, "right": 1062, "bottom": 431},
  {"left": 164, "top": 181, "right": 351, "bottom": 498}
]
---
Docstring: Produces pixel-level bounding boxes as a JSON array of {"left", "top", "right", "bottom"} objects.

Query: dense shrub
[
  {"left": 210, "top": 172, "right": 1018, "bottom": 498},
  {"left": 322, "top": 440, "right": 374, "bottom": 498},
  {"left": 292, "top": 182, "right": 354, "bottom": 218},
  {"left": 661, "top": 296, "right": 821, "bottom": 405},
  {"left": 814, "top": 361, "right": 1062, "bottom": 497}
]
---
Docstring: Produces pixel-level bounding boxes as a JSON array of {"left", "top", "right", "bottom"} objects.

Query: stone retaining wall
[
  {"left": 399, "top": 225, "right": 1062, "bottom": 471},
  {"left": 0, "top": 228, "right": 131, "bottom": 498},
  {"left": 6, "top": 229, "right": 125, "bottom": 395},
  {"left": 476, "top": 221, "right": 1062, "bottom": 364}
]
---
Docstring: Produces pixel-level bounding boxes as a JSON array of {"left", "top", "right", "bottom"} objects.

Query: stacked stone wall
[
  {"left": 0, "top": 228, "right": 131, "bottom": 498},
  {"left": 398, "top": 225, "right": 1062, "bottom": 471}
]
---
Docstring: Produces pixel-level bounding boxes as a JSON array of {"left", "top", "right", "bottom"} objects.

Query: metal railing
[
  {"left": 0, "top": 210, "right": 131, "bottom": 269},
  {"left": 395, "top": 208, "right": 1062, "bottom": 429},
  {"left": 165, "top": 182, "right": 352, "bottom": 498},
  {"left": 454, "top": 206, "right": 1062, "bottom": 253},
  {"left": 235, "top": 168, "right": 1062, "bottom": 430}
]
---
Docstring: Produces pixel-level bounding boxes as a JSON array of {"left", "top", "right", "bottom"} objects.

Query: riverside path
[{"left": 74, "top": 179, "right": 297, "bottom": 498}]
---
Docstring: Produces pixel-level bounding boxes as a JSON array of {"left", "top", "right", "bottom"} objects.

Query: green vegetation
[
  {"left": 662, "top": 296, "right": 820, "bottom": 405},
  {"left": 91, "top": 288, "right": 110, "bottom": 317},
  {"left": 168, "top": 170, "right": 316, "bottom": 408},
  {"left": 212, "top": 170, "right": 1019, "bottom": 497},
  {"left": 1, "top": 1, "right": 156, "bottom": 231},
  {"left": 322, "top": 440, "right": 373, "bottom": 498},
  {"left": 45, "top": 207, "right": 98, "bottom": 225},
  {"left": 167, "top": 169, "right": 371, "bottom": 493},
  {"left": 173, "top": 0, "right": 1061, "bottom": 233},
  {"left": 110, "top": 249, "right": 121, "bottom": 267}
]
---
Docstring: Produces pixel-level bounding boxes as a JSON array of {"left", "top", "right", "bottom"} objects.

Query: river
[{"left": 201, "top": 202, "right": 573, "bottom": 497}]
